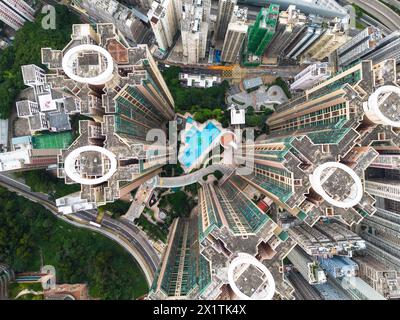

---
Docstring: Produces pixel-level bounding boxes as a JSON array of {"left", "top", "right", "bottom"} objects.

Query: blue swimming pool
[
  {"left": 186, "top": 116, "right": 194, "bottom": 124},
  {"left": 179, "top": 122, "right": 221, "bottom": 168}
]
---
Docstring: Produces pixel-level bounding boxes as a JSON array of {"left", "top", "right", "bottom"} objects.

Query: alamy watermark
[
  {"left": 146, "top": 121, "right": 256, "bottom": 176},
  {"left": 41, "top": 5, "right": 56, "bottom": 30}
]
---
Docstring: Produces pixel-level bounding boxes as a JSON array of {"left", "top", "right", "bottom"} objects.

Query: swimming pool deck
[{"left": 178, "top": 114, "right": 224, "bottom": 173}]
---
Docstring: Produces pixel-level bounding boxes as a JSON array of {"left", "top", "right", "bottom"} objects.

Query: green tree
[
  {"left": 0, "top": 187, "right": 148, "bottom": 299},
  {"left": 162, "top": 67, "right": 229, "bottom": 114},
  {"left": 0, "top": 5, "right": 80, "bottom": 118}
]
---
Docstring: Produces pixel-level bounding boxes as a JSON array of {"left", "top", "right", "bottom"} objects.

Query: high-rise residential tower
[
  {"left": 181, "top": 0, "right": 211, "bottom": 64},
  {"left": 147, "top": 0, "right": 180, "bottom": 52},
  {"left": 301, "top": 18, "right": 349, "bottom": 62},
  {"left": 70, "top": 0, "right": 151, "bottom": 44},
  {"left": 221, "top": 6, "right": 248, "bottom": 63},
  {"left": 0, "top": 0, "right": 35, "bottom": 30},
  {"left": 149, "top": 175, "right": 297, "bottom": 300},
  {"left": 283, "top": 21, "right": 324, "bottom": 61},
  {"left": 16, "top": 65, "right": 81, "bottom": 133},
  {"left": 286, "top": 245, "right": 327, "bottom": 284},
  {"left": 36, "top": 23, "right": 174, "bottom": 211},
  {"left": 290, "top": 62, "right": 332, "bottom": 91},
  {"left": 237, "top": 0, "right": 348, "bottom": 19},
  {"left": 264, "top": 5, "right": 307, "bottom": 60},
  {"left": 337, "top": 26, "right": 383, "bottom": 69},
  {"left": 363, "top": 31, "right": 400, "bottom": 66},
  {"left": 358, "top": 159, "right": 400, "bottom": 272},
  {"left": 244, "top": 4, "right": 279, "bottom": 66},
  {"left": 353, "top": 254, "right": 400, "bottom": 299},
  {"left": 0, "top": 0, "right": 34, "bottom": 30},
  {"left": 233, "top": 59, "right": 400, "bottom": 228},
  {"left": 289, "top": 221, "right": 366, "bottom": 257},
  {"left": 149, "top": 216, "right": 201, "bottom": 299},
  {"left": 214, "top": 0, "right": 237, "bottom": 40}
]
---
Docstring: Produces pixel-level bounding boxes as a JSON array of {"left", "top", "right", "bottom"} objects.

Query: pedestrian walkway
[{"left": 146, "top": 164, "right": 234, "bottom": 189}]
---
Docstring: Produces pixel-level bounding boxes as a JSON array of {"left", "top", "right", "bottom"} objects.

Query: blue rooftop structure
[{"left": 318, "top": 256, "right": 359, "bottom": 278}]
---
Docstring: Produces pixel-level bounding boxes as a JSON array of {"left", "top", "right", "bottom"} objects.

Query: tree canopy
[
  {"left": 16, "top": 170, "right": 80, "bottom": 199},
  {"left": 162, "top": 66, "right": 229, "bottom": 113},
  {"left": 0, "top": 187, "right": 148, "bottom": 299},
  {"left": 0, "top": 5, "right": 80, "bottom": 118},
  {"left": 159, "top": 190, "right": 196, "bottom": 225}
]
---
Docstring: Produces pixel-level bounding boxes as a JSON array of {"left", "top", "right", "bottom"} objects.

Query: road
[
  {"left": 159, "top": 61, "right": 302, "bottom": 80},
  {"left": 287, "top": 271, "right": 323, "bottom": 300},
  {"left": 381, "top": 0, "right": 400, "bottom": 9},
  {"left": 360, "top": 14, "right": 392, "bottom": 36},
  {"left": 348, "top": 0, "right": 400, "bottom": 32},
  {"left": 73, "top": 210, "right": 160, "bottom": 273},
  {"left": 0, "top": 173, "right": 160, "bottom": 287}
]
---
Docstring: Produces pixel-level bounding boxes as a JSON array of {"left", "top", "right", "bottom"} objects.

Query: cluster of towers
[
  {"left": 11, "top": 23, "right": 176, "bottom": 212},
  {"left": 147, "top": 0, "right": 351, "bottom": 66},
  {"left": 3, "top": 0, "right": 400, "bottom": 301},
  {"left": 149, "top": 56, "right": 400, "bottom": 300}
]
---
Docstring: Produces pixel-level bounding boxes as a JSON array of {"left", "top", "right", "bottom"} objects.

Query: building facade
[
  {"left": 149, "top": 175, "right": 297, "bottom": 300},
  {"left": 231, "top": 59, "right": 400, "bottom": 231},
  {"left": 0, "top": 0, "right": 34, "bottom": 30},
  {"left": 181, "top": 0, "right": 211, "bottom": 64},
  {"left": 337, "top": 26, "right": 383, "bottom": 69},
  {"left": 70, "top": 0, "right": 151, "bottom": 44},
  {"left": 353, "top": 254, "right": 400, "bottom": 299},
  {"left": 214, "top": 0, "right": 237, "bottom": 40},
  {"left": 220, "top": 6, "right": 248, "bottom": 63},
  {"left": 290, "top": 62, "right": 332, "bottom": 91},
  {"left": 16, "top": 65, "right": 81, "bottom": 133},
  {"left": 263, "top": 5, "right": 307, "bottom": 60},
  {"left": 359, "top": 169, "right": 400, "bottom": 271},
  {"left": 282, "top": 17, "right": 325, "bottom": 61},
  {"left": 244, "top": 4, "right": 279, "bottom": 66},
  {"left": 147, "top": 0, "right": 180, "bottom": 51},
  {"left": 301, "top": 19, "right": 349, "bottom": 62},
  {"left": 32, "top": 23, "right": 175, "bottom": 211},
  {"left": 287, "top": 245, "right": 327, "bottom": 284},
  {"left": 363, "top": 31, "right": 400, "bottom": 66}
]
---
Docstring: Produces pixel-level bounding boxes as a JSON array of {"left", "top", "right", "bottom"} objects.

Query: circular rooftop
[
  {"left": 309, "top": 162, "right": 363, "bottom": 208},
  {"left": 64, "top": 146, "right": 117, "bottom": 185},
  {"left": 227, "top": 253, "right": 275, "bottom": 300},
  {"left": 62, "top": 44, "right": 114, "bottom": 85},
  {"left": 366, "top": 85, "right": 400, "bottom": 127}
]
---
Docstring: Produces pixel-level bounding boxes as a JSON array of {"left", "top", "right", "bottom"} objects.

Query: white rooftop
[
  {"left": 230, "top": 108, "right": 245, "bottom": 125},
  {"left": 56, "top": 192, "right": 97, "bottom": 215},
  {"left": 0, "top": 149, "right": 31, "bottom": 172},
  {"left": 38, "top": 94, "right": 57, "bottom": 112},
  {"left": 179, "top": 73, "right": 221, "bottom": 88},
  {"left": 0, "top": 119, "right": 8, "bottom": 146}
]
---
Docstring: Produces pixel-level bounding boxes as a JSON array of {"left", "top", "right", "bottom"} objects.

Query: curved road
[
  {"left": 147, "top": 164, "right": 233, "bottom": 188},
  {"left": 350, "top": 0, "right": 400, "bottom": 32},
  {"left": 0, "top": 173, "right": 159, "bottom": 287},
  {"left": 360, "top": 14, "right": 391, "bottom": 36}
]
